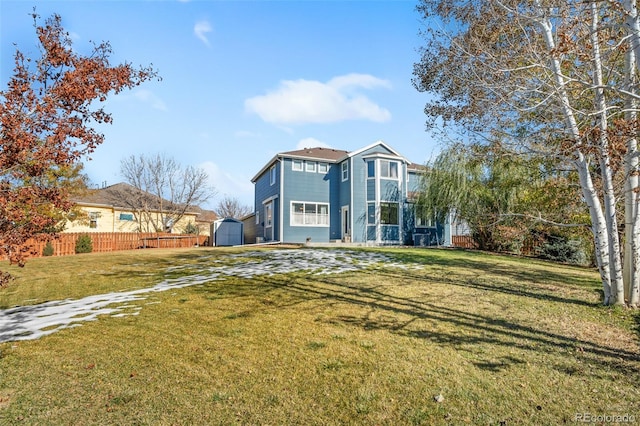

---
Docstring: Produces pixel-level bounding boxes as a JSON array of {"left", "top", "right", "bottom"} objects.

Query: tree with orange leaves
[{"left": 0, "top": 12, "right": 159, "bottom": 286}]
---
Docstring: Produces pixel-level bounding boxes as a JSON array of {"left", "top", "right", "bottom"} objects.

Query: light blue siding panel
[{"left": 351, "top": 157, "right": 367, "bottom": 242}]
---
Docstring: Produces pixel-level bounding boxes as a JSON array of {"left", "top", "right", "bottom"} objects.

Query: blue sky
[{"left": 1, "top": 0, "right": 438, "bottom": 209}]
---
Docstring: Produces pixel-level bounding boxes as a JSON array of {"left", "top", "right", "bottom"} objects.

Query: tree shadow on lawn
[
  {"left": 390, "top": 249, "right": 600, "bottom": 287},
  {"left": 381, "top": 251, "right": 601, "bottom": 307},
  {"left": 195, "top": 271, "right": 639, "bottom": 378}
]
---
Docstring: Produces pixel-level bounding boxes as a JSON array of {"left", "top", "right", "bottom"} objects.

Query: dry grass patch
[{"left": 0, "top": 246, "right": 638, "bottom": 425}]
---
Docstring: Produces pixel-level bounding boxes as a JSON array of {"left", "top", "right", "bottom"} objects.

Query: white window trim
[
  {"left": 318, "top": 162, "right": 329, "bottom": 173},
  {"left": 380, "top": 160, "right": 399, "bottom": 180},
  {"left": 341, "top": 162, "right": 349, "bottom": 182},
  {"left": 269, "top": 165, "right": 276, "bottom": 185},
  {"left": 265, "top": 202, "right": 273, "bottom": 227},
  {"left": 290, "top": 201, "right": 330, "bottom": 227},
  {"left": 305, "top": 161, "right": 317, "bottom": 172},
  {"left": 367, "top": 159, "right": 375, "bottom": 179},
  {"left": 380, "top": 202, "right": 400, "bottom": 226},
  {"left": 367, "top": 202, "right": 376, "bottom": 225},
  {"left": 292, "top": 160, "right": 303, "bottom": 171}
]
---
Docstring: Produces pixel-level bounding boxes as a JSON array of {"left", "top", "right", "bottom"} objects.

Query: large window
[
  {"left": 380, "top": 202, "right": 399, "bottom": 225},
  {"left": 341, "top": 161, "right": 349, "bottom": 181},
  {"left": 380, "top": 160, "right": 398, "bottom": 179},
  {"left": 291, "top": 202, "right": 329, "bottom": 226}
]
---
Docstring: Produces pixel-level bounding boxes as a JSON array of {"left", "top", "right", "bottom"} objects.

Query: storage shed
[{"left": 211, "top": 218, "right": 244, "bottom": 246}]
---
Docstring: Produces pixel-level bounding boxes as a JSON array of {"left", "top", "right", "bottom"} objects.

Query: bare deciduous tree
[
  {"left": 214, "top": 195, "right": 252, "bottom": 219},
  {"left": 119, "top": 153, "right": 215, "bottom": 232}
]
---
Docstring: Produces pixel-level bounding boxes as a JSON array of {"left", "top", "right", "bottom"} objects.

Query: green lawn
[{"left": 0, "top": 246, "right": 638, "bottom": 425}]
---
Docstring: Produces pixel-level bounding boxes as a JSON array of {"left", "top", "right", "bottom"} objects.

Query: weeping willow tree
[{"left": 418, "top": 142, "right": 590, "bottom": 257}]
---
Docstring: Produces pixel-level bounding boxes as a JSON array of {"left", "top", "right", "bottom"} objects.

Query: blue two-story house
[{"left": 251, "top": 140, "right": 440, "bottom": 245}]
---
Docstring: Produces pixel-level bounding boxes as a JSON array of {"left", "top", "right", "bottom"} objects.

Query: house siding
[
  {"left": 328, "top": 165, "right": 342, "bottom": 241},
  {"left": 252, "top": 141, "right": 435, "bottom": 247},
  {"left": 64, "top": 205, "right": 199, "bottom": 234},
  {"left": 254, "top": 161, "right": 281, "bottom": 241},
  {"left": 338, "top": 158, "right": 352, "bottom": 240},
  {"left": 350, "top": 144, "right": 398, "bottom": 243},
  {"left": 282, "top": 157, "right": 332, "bottom": 243}
]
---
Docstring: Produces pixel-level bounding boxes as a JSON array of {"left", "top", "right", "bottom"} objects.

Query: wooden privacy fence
[
  {"left": 451, "top": 235, "right": 538, "bottom": 256},
  {"left": 10, "top": 232, "right": 208, "bottom": 259},
  {"left": 452, "top": 235, "right": 477, "bottom": 249}
]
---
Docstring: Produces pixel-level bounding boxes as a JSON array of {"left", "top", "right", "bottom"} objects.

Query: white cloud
[
  {"left": 245, "top": 73, "right": 392, "bottom": 125},
  {"left": 296, "top": 137, "right": 332, "bottom": 150},
  {"left": 198, "top": 161, "right": 254, "bottom": 207},
  {"left": 194, "top": 20, "right": 212, "bottom": 47},
  {"left": 133, "top": 89, "right": 168, "bottom": 111}
]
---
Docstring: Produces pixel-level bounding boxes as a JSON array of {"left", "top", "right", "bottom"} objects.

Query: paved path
[{"left": 0, "top": 249, "right": 416, "bottom": 343}]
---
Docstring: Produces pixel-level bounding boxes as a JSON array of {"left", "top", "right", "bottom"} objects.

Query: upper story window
[
  {"left": 341, "top": 161, "right": 349, "bottom": 181},
  {"left": 367, "top": 160, "right": 375, "bottom": 178},
  {"left": 305, "top": 161, "right": 317, "bottom": 172},
  {"left": 318, "top": 162, "right": 329, "bottom": 173},
  {"left": 292, "top": 160, "right": 303, "bottom": 171},
  {"left": 380, "top": 160, "right": 398, "bottom": 179},
  {"left": 270, "top": 164, "right": 277, "bottom": 185}
]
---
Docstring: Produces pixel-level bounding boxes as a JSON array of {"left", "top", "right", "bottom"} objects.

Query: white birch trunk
[
  {"left": 534, "top": 2, "right": 613, "bottom": 303},
  {"left": 624, "top": 0, "right": 640, "bottom": 307},
  {"left": 590, "top": 1, "right": 625, "bottom": 304}
]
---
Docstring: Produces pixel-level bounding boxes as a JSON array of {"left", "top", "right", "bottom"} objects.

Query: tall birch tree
[{"left": 413, "top": 0, "right": 640, "bottom": 306}]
